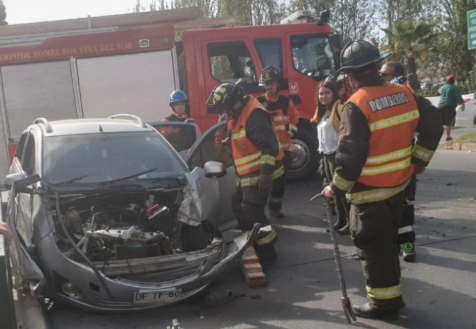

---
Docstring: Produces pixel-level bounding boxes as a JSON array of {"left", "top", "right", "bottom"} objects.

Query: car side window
[
  {"left": 14, "top": 132, "right": 28, "bottom": 161},
  {"left": 187, "top": 123, "right": 233, "bottom": 171},
  {"left": 21, "top": 133, "right": 36, "bottom": 176}
]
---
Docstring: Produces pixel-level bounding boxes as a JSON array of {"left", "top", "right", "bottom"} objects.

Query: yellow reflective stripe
[
  {"left": 234, "top": 152, "right": 261, "bottom": 166},
  {"left": 366, "top": 284, "right": 402, "bottom": 300},
  {"left": 361, "top": 158, "right": 411, "bottom": 176},
  {"left": 274, "top": 126, "right": 286, "bottom": 130},
  {"left": 261, "top": 154, "right": 276, "bottom": 166},
  {"left": 346, "top": 180, "right": 410, "bottom": 205},
  {"left": 273, "top": 165, "right": 284, "bottom": 179},
  {"left": 239, "top": 176, "right": 259, "bottom": 187},
  {"left": 369, "top": 110, "right": 419, "bottom": 132},
  {"left": 366, "top": 146, "right": 412, "bottom": 165},
  {"left": 255, "top": 228, "right": 277, "bottom": 246},
  {"left": 332, "top": 173, "right": 355, "bottom": 192},
  {"left": 232, "top": 129, "right": 246, "bottom": 139},
  {"left": 413, "top": 144, "right": 435, "bottom": 162},
  {"left": 236, "top": 159, "right": 261, "bottom": 173}
]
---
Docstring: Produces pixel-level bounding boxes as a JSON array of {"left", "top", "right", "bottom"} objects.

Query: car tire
[
  {"left": 180, "top": 224, "right": 209, "bottom": 252},
  {"left": 286, "top": 129, "right": 320, "bottom": 181}
]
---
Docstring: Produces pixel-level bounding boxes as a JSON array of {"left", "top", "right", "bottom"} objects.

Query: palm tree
[{"left": 382, "top": 21, "right": 438, "bottom": 90}]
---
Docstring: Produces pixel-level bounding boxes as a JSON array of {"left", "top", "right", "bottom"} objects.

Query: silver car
[{"left": 4, "top": 115, "right": 256, "bottom": 312}]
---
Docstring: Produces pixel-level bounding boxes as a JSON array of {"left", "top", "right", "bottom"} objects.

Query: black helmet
[
  {"left": 259, "top": 66, "right": 280, "bottom": 86},
  {"left": 207, "top": 83, "right": 246, "bottom": 113},
  {"left": 340, "top": 39, "right": 388, "bottom": 72}
]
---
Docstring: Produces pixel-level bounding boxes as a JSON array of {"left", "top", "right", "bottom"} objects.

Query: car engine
[{"left": 55, "top": 191, "right": 195, "bottom": 263}]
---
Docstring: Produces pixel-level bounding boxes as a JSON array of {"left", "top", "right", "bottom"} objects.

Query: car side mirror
[
  {"left": 329, "top": 32, "right": 343, "bottom": 49},
  {"left": 4, "top": 172, "right": 27, "bottom": 190},
  {"left": 204, "top": 161, "right": 226, "bottom": 178},
  {"left": 4, "top": 173, "right": 40, "bottom": 193}
]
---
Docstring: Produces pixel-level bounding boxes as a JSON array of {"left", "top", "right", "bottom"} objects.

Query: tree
[
  {"left": 382, "top": 21, "right": 438, "bottom": 90},
  {"left": 334, "top": 0, "right": 378, "bottom": 42},
  {"left": 0, "top": 0, "right": 7, "bottom": 25},
  {"left": 433, "top": 0, "right": 476, "bottom": 92},
  {"left": 174, "top": 0, "right": 220, "bottom": 18}
]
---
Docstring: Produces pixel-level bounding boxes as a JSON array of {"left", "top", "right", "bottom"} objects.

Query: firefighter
[
  {"left": 321, "top": 40, "right": 442, "bottom": 320},
  {"left": 257, "top": 67, "right": 299, "bottom": 218},
  {"left": 380, "top": 61, "right": 419, "bottom": 262},
  {"left": 160, "top": 90, "right": 190, "bottom": 150},
  {"left": 207, "top": 83, "right": 283, "bottom": 260},
  {"left": 162, "top": 90, "right": 189, "bottom": 122}
]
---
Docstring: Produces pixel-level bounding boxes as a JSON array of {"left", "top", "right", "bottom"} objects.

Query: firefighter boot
[
  {"left": 352, "top": 303, "right": 400, "bottom": 320},
  {"left": 333, "top": 217, "right": 347, "bottom": 231},
  {"left": 254, "top": 225, "right": 278, "bottom": 261},
  {"left": 401, "top": 242, "right": 416, "bottom": 262},
  {"left": 336, "top": 223, "right": 350, "bottom": 236}
]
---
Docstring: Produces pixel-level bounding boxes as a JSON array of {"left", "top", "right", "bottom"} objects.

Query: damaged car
[{"left": 4, "top": 115, "right": 257, "bottom": 312}]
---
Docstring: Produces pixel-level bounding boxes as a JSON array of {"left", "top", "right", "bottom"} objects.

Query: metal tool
[{"left": 310, "top": 192, "right": 356, "bottom": 324}]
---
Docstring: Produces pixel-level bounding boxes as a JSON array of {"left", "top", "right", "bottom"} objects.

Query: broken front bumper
[{"left": 37, "top": 225, "right": 258, "bottom": 312}]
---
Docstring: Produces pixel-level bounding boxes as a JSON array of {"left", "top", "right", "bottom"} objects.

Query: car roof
[{"left": 31, "top": 118, "right": 155, "bottom": 137}]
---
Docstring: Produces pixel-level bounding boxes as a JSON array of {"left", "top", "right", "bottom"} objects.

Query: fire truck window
[
  {"left": 208, "top": 42, "right": 257, "bottom": 86},
  {"left": 291, "top": 35, "right": 335, "bottom": 81},
  {"left": 254, "top": 38, "right": 283, "bottom": 73},
  {"left": 15, "top": 132, "right": 28, "bottom": 161},
  {"left": 21, "top": 134, "right": 36, "bottom": 176}
]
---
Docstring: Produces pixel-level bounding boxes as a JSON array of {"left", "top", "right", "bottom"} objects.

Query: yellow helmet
[{"left": 206, "top": 83, "right": 245, "bottom": 113}]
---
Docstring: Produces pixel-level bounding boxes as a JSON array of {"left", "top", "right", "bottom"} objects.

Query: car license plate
[{"left": 133, "top": 289, "right": 182, "bottom": 304}]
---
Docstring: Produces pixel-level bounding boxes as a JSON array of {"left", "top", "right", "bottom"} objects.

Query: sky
[{"left": 4, "top": 0, "right": 158, "bottom": 24}]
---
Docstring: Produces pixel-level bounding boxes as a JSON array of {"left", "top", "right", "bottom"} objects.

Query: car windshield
[{"left": 42, "top": 131, "right": 187, "bottom": 186}]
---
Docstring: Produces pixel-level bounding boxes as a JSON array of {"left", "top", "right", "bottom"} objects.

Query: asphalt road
[{"left": 45, "top": 147, "right": 476, "bottom": 329}]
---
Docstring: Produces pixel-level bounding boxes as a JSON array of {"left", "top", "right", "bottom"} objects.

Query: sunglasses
[{"left": 379, "top": 72, "right": 393, "bottom": 78}]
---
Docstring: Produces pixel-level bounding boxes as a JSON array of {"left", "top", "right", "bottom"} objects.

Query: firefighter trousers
[
  {"left": 232, "top": 183, "right": 271, "bottom": 232},
  {"left": 398, "top": 175, "right": 416, "bottom": 244},
  {"left": 269, "top": 155, "right": 291, "bottom": 212},
  {"left": 350, "top": 191, "right": 406, "bottom": 312}
]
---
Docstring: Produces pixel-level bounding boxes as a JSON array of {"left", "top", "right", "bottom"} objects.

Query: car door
[
  {"left": 148, "top": 121, "right": 201, "bottom": 159},
  {"left": 5, "top": 131, "right": 45, "bottom": 291},
  {"left": 185, "top": 121, "right": 237, "bottom": 231}
]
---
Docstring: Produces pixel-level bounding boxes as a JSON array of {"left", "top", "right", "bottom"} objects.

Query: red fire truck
[{"left": 0, "top": 10, "right": 342, "bottom": 181}]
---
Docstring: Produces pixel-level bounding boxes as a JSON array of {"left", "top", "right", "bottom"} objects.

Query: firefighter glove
[{"left": 258, "top": 173, "right": 273, "bottom": 194}]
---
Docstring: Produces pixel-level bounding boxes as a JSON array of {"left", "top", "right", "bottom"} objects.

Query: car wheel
[{"left": 286, "top": 129, "right": 319, "bottom": 181}]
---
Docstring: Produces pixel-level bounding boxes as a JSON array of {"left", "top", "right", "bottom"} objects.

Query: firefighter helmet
[
  {"left": 259, "top": 67, "right": 280, "bottom": 86},
  {"left": 340, "top": 39, "right": 388, "bottom": 72},
  {"left": 169, "top": 90, "right": 188, "bottom": 105},
  {"left": 206, "top": 83, "right": 246, "bottom": 113}
]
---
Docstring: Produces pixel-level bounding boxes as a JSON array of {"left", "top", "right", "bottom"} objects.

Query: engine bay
[{"left": 53, "top": 190, "right": 200, "bottom": 263}]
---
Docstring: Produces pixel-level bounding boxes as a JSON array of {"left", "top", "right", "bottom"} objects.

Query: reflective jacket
[
  {"left": 331, "top": 79, "right": 443, "bottom": 205},
  {"left": 352, "top": 84, "right": 418, "bottom": 187},
  {"left": 161, "top": 112, "right": 188, "bottom": 122},
  {"left": 227, "top": 97, "right": 283, "bottom": 186},
  {"left": 257, "top": 94, "right": 299, "bottom": 159}
]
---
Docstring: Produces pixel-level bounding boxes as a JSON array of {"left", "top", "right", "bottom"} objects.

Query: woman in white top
[{"left": 311, "top": 80, "right": 350, "bottom": 234}]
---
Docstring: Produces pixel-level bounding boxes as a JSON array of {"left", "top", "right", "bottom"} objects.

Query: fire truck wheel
[{"left": 286, "top": 129, "right": 319, "bottom": 181}]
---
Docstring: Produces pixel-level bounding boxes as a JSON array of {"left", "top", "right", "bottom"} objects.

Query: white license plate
[{"left": 133, "top": 289, "right": 182, "bottom": 304}]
